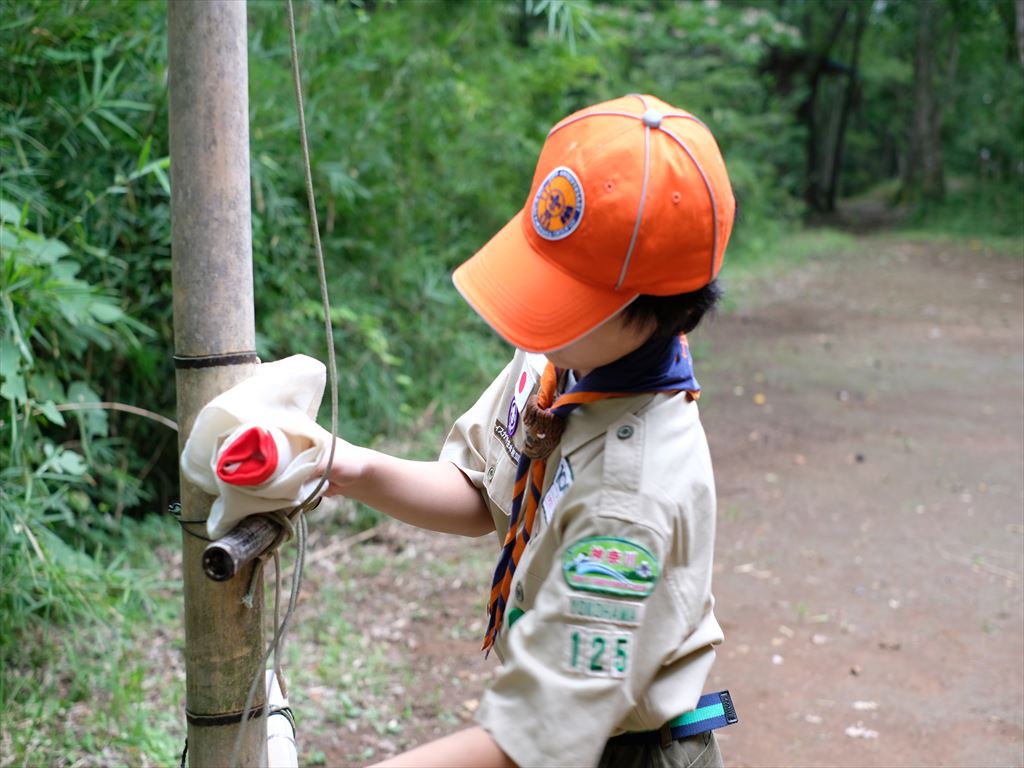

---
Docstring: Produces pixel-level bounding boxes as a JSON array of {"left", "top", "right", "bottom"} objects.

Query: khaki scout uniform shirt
[{"left": 440, "top": 350, "right": 723, "bottom": 768}]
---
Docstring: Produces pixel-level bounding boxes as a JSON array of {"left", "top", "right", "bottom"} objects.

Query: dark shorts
[{"left": 597, "top": 731, "right": 723, "bottom": 768}]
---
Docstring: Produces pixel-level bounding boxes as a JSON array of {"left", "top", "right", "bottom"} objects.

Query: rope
[
  {"left": 231, "top": 510, "right": 309, "bottom": 766},
  {"left": 285, "top": 0, "right": 339, "bottom": 506},
  {"left": 241, "top": 508, "right": 295, "bottom": 609},
  {"left": 226, "top": 1, "right": 341, "bottom": 764},
  {"left": 288, "top": 0, "right": 340, "bottom": 510}
]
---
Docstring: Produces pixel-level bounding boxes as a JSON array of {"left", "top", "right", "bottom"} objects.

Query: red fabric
[{"left": 216, "top": 427, "right": 279, "bottom": 486}]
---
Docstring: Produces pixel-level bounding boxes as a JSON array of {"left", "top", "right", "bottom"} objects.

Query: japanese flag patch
[{"left": 514, "top": 354, "right": 543, "bottom": 414}]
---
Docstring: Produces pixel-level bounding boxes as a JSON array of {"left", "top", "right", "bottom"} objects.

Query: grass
[
  {"left": 1, "top": 514, "right": 185, "bottom": 767},
  {"left": 246, "top": 516, "right": 494, "bottom": 764},
  {"left": 891, "top": 229, "right": 1024, "bottom": 259}
]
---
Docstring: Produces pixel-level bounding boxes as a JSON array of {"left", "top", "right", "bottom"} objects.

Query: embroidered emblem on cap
[{"left": 532, "top": 166, "right": 584, "bottom": 241}]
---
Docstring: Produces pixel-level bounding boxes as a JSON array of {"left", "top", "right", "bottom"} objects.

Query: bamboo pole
[{"left": 168, "top": 2, "right": 266, "bottom": 765}]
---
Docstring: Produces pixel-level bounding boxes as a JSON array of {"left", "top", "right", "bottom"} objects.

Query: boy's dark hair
[
  {"left": 620, "top": 279, "right": 723, "bottom": 338},
  {"left": 621, "top": 197, "right": 735, "bottom": 339}
]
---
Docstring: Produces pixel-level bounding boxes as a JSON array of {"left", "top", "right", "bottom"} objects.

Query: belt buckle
[{"left": 659, "top": 722, "right": 673, "bottom": 749}]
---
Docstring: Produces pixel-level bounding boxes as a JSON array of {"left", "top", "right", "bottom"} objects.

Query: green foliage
[
  {"left": 0, "top": 200, "right": 162, "bottom": 639},
  {"left": 0, "top": 210, "right": 178, "bottom": 763},
  {"left": 2, "top": 513, "right": 183, "bottom": 766},
  {"left": 1, "top": 12, "right": 178, "bottom": 753},
  {"left": 1, "top": 181, "right": 181, "bottom": 744},
  {"left": 1, "top": 1, "right": 177, "bottom": 549},
  {"left": 836, "top": 0, "right": 1024, "bottom": 209},
  {"left": 941, "top": 2, "right": 1024, "bottom": 189}
]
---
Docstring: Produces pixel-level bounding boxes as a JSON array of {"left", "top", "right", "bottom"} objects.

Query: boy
[{"left": 320, "top": 94, "right": 735, "bottom": 768}]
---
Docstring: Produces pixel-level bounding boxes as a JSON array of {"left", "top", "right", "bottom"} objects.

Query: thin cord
[
  {"left": 231, "top": 511, "right": 309, "bottom": 766},
  {"left": 288, "top": 0, "right": 340, "bottom": 501},
  {"left": 228, "top": 2, "right": 341, "bottom": 764}
]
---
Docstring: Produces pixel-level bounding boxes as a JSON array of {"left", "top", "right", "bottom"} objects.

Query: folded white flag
[{"left": 180, "top": 354, "right": 333, "bottom": 539}]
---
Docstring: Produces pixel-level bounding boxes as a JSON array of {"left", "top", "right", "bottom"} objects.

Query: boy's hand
[{"left": 314, "top": 437, "right": 369, "bottom": 497}]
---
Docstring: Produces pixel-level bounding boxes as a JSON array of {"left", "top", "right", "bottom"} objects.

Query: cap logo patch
[{"left": 532, "top": 166, "right": 584, "bottom": 241}]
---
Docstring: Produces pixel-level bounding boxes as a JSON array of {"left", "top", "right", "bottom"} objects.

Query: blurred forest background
[{"left": 1, "top": 0, "right": 1022, "bottom": 763}]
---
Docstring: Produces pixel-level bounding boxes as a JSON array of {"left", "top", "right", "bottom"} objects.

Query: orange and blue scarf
[{"left": 482, "top": 334, "right": 700, "bottom": 652}]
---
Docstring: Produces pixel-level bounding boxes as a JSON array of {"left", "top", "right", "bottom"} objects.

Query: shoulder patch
[{"left": 562, "top": 536, "right": 660, "bottom": 598}]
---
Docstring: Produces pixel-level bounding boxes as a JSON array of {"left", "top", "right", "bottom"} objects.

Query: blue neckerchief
[{"left": 557, "top": 334, "right": 699, "bottom": 413}]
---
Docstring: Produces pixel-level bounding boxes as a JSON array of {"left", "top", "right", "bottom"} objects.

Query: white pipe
[{"left": 265, "top": 671, "right": 298, "bottom": 768}]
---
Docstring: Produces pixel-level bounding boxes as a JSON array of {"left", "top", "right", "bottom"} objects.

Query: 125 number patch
[{"left": 562, "top": 626, "right": 632, "bottom": 678}]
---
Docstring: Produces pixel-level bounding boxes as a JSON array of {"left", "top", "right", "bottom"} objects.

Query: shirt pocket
[{"left": 483, "top": 434, "right": 519, "bottom": 536}]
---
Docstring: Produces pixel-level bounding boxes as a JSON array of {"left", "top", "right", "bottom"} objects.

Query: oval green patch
[{"left": 562, "top": 536, "right": 660, "bottom": 598}]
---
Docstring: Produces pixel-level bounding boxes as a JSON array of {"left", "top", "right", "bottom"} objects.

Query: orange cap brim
[{"left": 453, "top": 212, "right": 637, "bottom": 353}]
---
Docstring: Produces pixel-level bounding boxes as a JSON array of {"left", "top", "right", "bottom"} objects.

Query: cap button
[{"left": 641, "top": 109, "right": 663, "bottom": 129}]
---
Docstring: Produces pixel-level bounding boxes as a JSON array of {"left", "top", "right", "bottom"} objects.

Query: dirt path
[
  {"left": 700, "top": 237, "right": 1023, "bottom": 767},
  {"left": 301, "top": 235, "right": 1024, "bottom": 767}
]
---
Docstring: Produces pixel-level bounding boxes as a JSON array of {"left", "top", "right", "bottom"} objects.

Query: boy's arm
[
  {"left": 320, "top": 438, "right": 494, "bottom": 537},
  {"left": 371, "top": 727, "right": 515, "bottom": 768}
]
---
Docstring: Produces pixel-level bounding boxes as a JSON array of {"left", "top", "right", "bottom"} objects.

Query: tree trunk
[
  {"left": 1016, "top": 0, "right": 1024, "bottom": 67},
  {"left": 903, "top": 0, "right": 945, "bottom": 203},
  {"left": 826, "top": 4, "right": 869, "bottom": 211},
  {"left": 515, "top": 0, "right": 531, "bottom": 48},
  {"left": 803, "top": 2, "right": 849, "bottom": 212}
]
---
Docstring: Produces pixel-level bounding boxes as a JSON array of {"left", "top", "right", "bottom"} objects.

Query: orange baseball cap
[{"left": 453, "top": 94, "right": 735, "bottom": 353}]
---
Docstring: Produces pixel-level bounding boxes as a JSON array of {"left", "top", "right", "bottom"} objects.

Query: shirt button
[
  {"left": 616, "top": 425, "right": 634, "bottom": 440},
  {"left": 515, "top": 583, "right": 525, "bottom": 602},
  {"left": 486, "top": 466, "right": 496, "bottom": 481}
]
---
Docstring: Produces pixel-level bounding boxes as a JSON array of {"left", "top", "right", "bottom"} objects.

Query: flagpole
[{"left": 168, "top": 1, "right": 266, "bottom": 764}]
